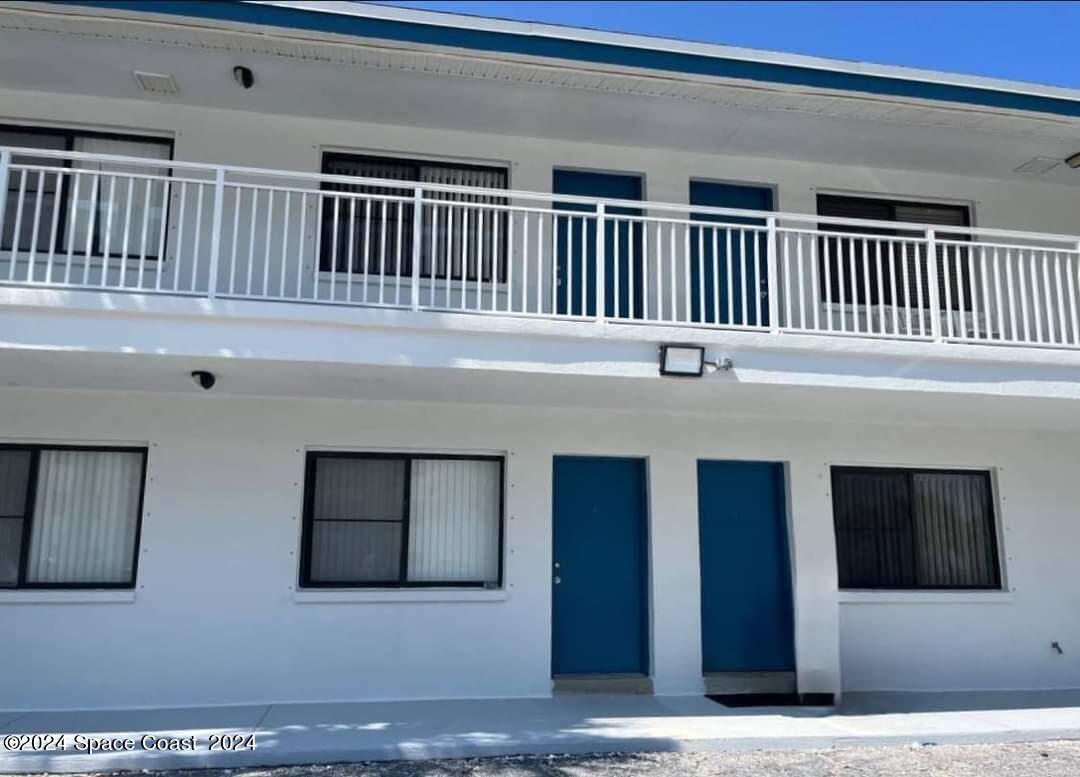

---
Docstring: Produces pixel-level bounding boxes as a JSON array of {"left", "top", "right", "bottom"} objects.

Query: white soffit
[{"left": 1, "top": 2, "right": 1079, "bottom": 143}]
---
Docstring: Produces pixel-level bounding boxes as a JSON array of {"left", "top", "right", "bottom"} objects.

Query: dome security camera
[
  {"left": 232, "top": 66, "right": 254, "bottom": 89},
  {"left": 191, "top": 370, "right": 216, "bottom": 391}
]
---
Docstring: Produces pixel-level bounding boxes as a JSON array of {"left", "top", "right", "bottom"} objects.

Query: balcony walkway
[
  {"left": 4, "top": 145, "right": 1080, "bottom": 355},
  {"left": 3, "top": 691, "right": 1080, "bottom": 773}
]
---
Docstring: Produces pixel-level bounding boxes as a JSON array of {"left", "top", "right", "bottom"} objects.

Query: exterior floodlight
[
  {"left": 1067, "top": 152, "right": 1080, "bottom": 169},
  {"left": 659, "top": 344, "right": 705, "bottom": 377}
]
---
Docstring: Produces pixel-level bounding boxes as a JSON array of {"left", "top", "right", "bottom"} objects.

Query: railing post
[
  {"left": 0, "top": 150, "right": 10, "bottom": 248},
  {"left": 766, "top": 215, "right": 780, "bottom": 333},
  {"left": 206, "top": 167, "right": 225, "bottom": 299},
  {"left": 411, "top": 187, "right": 423, "bottom": 311},
  {"left": 594, "top": 202, "right": 606, "bottom": 322},
  {"left": 925, "top": 229, "right": 943, "bottom": 342}
]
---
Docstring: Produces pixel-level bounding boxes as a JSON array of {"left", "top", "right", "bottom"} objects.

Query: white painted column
[
  {"left": 787, "top": 459, "right": 842, "bottom": 699},
  {"left": 648, "top": 450, "right": 706, "bottom": 695},
  {"left": 505, "top": 444, "right": 558, "bottom": 697}
]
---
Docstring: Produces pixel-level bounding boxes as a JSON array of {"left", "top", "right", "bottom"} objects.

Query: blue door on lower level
[
  {"left": 553, "top": 170, "right": 643, "bottom": 318},
  {"left": 552, "top": 456, "right": 649, "bottom": 675},
  {"left": 697, "top": 460, "right": 795, "bottom": 673},
  {"left": 689, "top": 181, "right": 774, "bottom": 326}
]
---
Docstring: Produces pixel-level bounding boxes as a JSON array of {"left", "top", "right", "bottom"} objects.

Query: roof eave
[{"left": 41, "top": 0, "right": 1080, "bottom": 120}]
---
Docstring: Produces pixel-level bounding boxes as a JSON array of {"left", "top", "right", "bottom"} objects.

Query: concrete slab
[
  {"left": 0, "top": 712, "right": 28, "bottom": 733},
  {"left": 0, "top": 692, "right": 1078, "bottom": 774},
  {"left": 0, "top": 705, "right": 267, "bottom": 735}
]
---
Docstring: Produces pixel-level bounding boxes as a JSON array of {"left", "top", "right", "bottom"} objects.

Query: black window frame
[
  {"left": 318, "top": 152, "right": 510, "bottom": 283},
  {"left": 299, "top": 451, "right": 506, "bottom": 590},
  {"left": 830, "top": 465, "right": 1002, "bottom": 591},
  {"left": 816, "top": 194, "right": 973, "bottom": 312},
  {"left": 0, "top": 443, "right": 149, "bottom": 591},
  {"left": 1, "top": 124, "right": 175, "bottom": 261}
]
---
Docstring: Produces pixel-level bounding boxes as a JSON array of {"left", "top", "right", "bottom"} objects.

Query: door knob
[{"left": 553, "top": 576, "right": 561, "bottom": 585}]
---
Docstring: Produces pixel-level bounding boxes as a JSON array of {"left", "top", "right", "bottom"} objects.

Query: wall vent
[
  {"left": 133, "top": 71, "right": 180, "bottom": 95},
  {"left": 1013, "top": 157, "right": 1060, "bottom": 175}
]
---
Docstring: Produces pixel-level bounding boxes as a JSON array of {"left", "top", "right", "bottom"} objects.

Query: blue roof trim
[{"left": 63, "top": 0, "right": 1080, "bottom": 118}]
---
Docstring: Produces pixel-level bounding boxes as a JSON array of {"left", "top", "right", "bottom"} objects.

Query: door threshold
[
  {"left": 707, "top": 692, "right": 834, "bottom": 708},
  {"left": 703, "top": 671, "right": 796, "bottom": 696},
  {"left": 553, "top": 673, "right": 653, "bottom": 695}
]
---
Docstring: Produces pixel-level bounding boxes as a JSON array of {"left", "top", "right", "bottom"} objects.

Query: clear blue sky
[{"left": 378, "top": 1, "right": 1079, "bottom": 89}]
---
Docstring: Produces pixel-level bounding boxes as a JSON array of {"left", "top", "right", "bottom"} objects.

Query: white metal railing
[{"left": 2, "top": 145, "right": 1080, "bottom": 350}]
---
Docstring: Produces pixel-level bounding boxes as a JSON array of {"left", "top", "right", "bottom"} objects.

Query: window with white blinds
[
  {"left": 300, "top": 452, "right": 503, "bottom": 588},
  {"left": 319, "top": 153, "right": 509, "bottom": 282},
  {"left": 831, "top": 467, "right": 1001, "bottom": 590},
  {"left": 1, "top": 126, "right": 173, "bottom": 258},
  {"left": 816, "top": 194, "right": 972, "bottom": 311},
  {"left": 0, "top": 446, "right": 147, "bottom": 589}
]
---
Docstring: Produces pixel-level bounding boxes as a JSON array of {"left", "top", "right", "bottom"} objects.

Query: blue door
[
  {"left": 697, "top": 460, "right": 794, "bottom": 673},
  {"left": 553, "top": 170, "right": 643, "bottom": 318},
  {"left": 689, "top": 181, "right": 774, "bottom": 326},
  {"left": 552, "top": 456, "right": 649, "bottom": 675}
]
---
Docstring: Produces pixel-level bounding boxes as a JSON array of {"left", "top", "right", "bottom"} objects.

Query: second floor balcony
[{"left": 3, "top": 145, "right": 1080, "bottom": 353}]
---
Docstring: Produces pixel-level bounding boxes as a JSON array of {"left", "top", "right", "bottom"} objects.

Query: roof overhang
[
  {"left": 42, "top": 0, "right": 1080, "bottom": 120},
  {"left": 4, "top": 1, "right": 1080, "bottom": 185}
]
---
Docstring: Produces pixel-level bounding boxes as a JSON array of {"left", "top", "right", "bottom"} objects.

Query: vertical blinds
[
  {"left": 69, "top": 136, "right": 172, "bottom": 260},
  {"left": 308, "top": 457, "right": 405, "bottom": 583},
  {"left": 2, "top": 129, "right": 172, "bottom": 258},
  {"left": 322, "top": 156, "right": 506, "bottom": 191},
  {"left": 303, "top": 454, "right": 502, "bottom": 586},
  {"left": 407, "top": 459, "right": 500, "bottom": 583},
  {"left": 26, "top": 450, "right": 143, "bottom": 585},
  {"left": 817, "top": 194, "right": 971, "bottom": 310},
  {"left": 0, "top": 450, "right": 31, "bottom": 586},
  {"left": 831, "top": 467, "right": 1000, "bottom": 590},
  {"left": 911, "top": 472, "right": 999, "bottom": 588},
  {"left": 320, "top": 154, "right": 508, "bottom": 280},
  {"left": 0, "top": 447, "right": 145, "bottom": 588}
]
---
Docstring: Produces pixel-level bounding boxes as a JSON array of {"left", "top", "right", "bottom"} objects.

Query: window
[
  {"left": 1, "top": 126, "right": 173, "bottom": 259},
  {"left": 0, "top": 446, "right": 147, "bottom": 589},
  {"left": 831, "top": 467, "right": 1001, "bottom": 590},
  {"left": 319, "top": 153, "right": 509, "bottom": 282},
  {"left": 816, "top": 194, "right": 971, "bottom": 311},
  {"left": 300, "top": 452, "right": 504, "bottom": 588}
]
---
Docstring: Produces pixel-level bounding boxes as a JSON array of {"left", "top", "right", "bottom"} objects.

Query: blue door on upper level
[
  {"left": 553, "top": 170, "right": 643, "bottom": 318},
  {"left": 552, "top": 455, "right": 649, "bottom": 676},
  {"left": 689, "top": 181, "right": 774, "bottom": 326},
  {"left": 697, "top": 460, "right": 795, "bottom": 673}
]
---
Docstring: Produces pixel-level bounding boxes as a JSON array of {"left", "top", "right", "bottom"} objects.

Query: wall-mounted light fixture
[
  {"left": 659, "top": 344, "right": 734, "bottom": 377},
  {"left": 659, "top": 344, "right": 705, "bottom": 377},
  {"left": 1067, "top": 152, "right": 1080, "bottom": 169},
  {"left": 233, "top": 66, "right": 254, "bottom": 89}
]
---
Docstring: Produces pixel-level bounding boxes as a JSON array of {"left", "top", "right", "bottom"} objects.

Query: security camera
[
  {"left": 232, "top": 66, "right": 254, "bottom": 89},
  {"left": 191, "top": 370, "right": 216, "bottom": 391}
]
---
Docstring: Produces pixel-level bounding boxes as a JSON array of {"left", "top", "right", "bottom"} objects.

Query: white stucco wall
[
  {"left": 2, "top": 62, "right": 1080, "bottom": 712},
  {"left": 1, "top": 86, "right": 1079, "bottom": 241},
  {"left": 1, "top": 387, "right": 1078, "bottom": 711}
]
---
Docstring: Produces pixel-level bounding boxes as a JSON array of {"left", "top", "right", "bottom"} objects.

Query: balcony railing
[{"left": 3, "top": 145, "right": 1080, "bottom": 349}]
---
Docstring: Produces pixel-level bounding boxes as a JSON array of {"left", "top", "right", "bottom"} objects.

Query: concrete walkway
[{"left": 2, "top": 692, "right": 1080, "bottom": 774}]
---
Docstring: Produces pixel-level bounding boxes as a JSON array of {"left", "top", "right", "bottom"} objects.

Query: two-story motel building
[{"left": 3, "top": 1, "right": 1080, "bottom": 711}]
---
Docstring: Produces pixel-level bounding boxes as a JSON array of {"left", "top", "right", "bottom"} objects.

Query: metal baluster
[
  {"left": 280, "top": 191, "right": 291, "bottom": 299},
  {"left": 65, "top": 172, "right": 81, "bottom": 285},
  {"left": 136, "top": 177, "right": 151, "bottom": 289},
  {"left": 154, "top": 178, "right": 168, "bottom": 292},
  {"left": 45, "top": 170, "right": 64, "bottom": 285}
]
